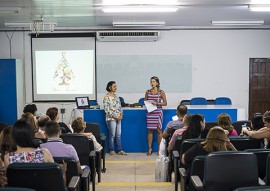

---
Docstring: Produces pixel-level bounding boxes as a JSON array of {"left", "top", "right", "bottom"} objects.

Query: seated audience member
[
  {"left": 242, "top": 111, "right": 270, "bottom": 139},
  {"left": 23, "top": 104, "right": 37, "bottom": 116},
  {"left": 251, "top": 113, "right": 264, "bottom": 131},
  {"left": 0, "top": 123, "right": 8, "bottom": 133},
  {"left": 181, "top": 114, "right": 206, "bottom": 140},
  {"left": 38, "top": 114, "right": 50, "bottom": 132},
  {"left": 0, "top": 126, "right": 17, "bottom": 161},
  {"left": 71, "top": 117, "right": 103, "bottom": 151},
  {"left": 158, "top": 104, "right": 187, "bottom": 156},
  {"left": 4, "top": 119, "right": 54, "bottom": 166},
  {"left": 181, "top": 126, "right": 236, "bottom": 172},
  {"left": 21, "top": 113, "right": 46, "bottom": 139},
  {"left": 217, "top": 113, "right": 238, "bottom": 136},
  {"left": 168, "top": 114, "right": 192, "bottom": 151},
  {"left": 40, "top": 121, "right": 83, "bottom": 174},
  {"left": 46, "top": 107, "right": 72, "bottom": 134}
]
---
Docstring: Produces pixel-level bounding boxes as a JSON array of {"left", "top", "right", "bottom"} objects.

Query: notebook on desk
[{"left": 75, "top": 96, "right": 90, "bottom": 109}]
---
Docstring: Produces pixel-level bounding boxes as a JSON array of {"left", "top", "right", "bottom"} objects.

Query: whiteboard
[{"left": 97, "top": 55, "right": 192, "bottom": 93}]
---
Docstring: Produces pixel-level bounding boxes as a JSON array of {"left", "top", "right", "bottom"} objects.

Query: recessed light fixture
[
  {"left": 113, "top": 21, "right": 165, "bottom": 26},
  {"left": 102, "top": 6, "right": 178, "bottom": 13},
  {"left": 249, "top": 4, "right": 270, "bottom": 11},
  {"left": 211, "top": 20, "right": 264, "bottom": 25}
]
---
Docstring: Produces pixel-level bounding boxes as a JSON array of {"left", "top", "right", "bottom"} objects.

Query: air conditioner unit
[{"left": 96, "top": 31, "right": 160, "bottom": 42}]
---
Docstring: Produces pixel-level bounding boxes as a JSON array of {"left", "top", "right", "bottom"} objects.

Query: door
[{"left": 249, "top": 58, "right": 270, "bottom": 119}]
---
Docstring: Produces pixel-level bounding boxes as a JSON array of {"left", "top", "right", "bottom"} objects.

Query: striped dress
[{"left": 146, "top": 89, "right": 163, "bottom": 130}]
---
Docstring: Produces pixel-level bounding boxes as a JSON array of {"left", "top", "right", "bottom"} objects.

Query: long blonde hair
[{"left": 202, "top": 126, "right": 227, "bottom": 152}]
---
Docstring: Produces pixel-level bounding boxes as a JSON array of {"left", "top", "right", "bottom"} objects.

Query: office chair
[
  {"left": 173, "top": 138, "right": 205, "bottom": 191},
  {"left": 53, "top": 157, "right": 90, "bottom": 191},
  {"left": 191, "top": 152, "right": 261, "bottom": 191},
  {"left": 179, "top": 155, "right": 206, "bottom": 191},
  {"left": 265, "top": 153, "right": 270, "bottom": 185},
  {"left": 138, "top": 98, "right": 145, "bottom": 105},
  {"left": 207, "top": 99, "right": 215, "bottom": 105},
  {"left": 215, "top": 97, "right": 232, "bottom": 105},
  {"left": 233, "top": 186, "right": 270, "bottom": 191},
  {"left": 201, "top": 122, "right": 218, "bottom": 138},
  {"left": 245, "top": 149, "right": 270, "bottom": 180},
  {"left": 229, "top": 136, "right": 262, "bottom": 151},
  {"left": 180, "top": 100, "right": 191, "bottom": 105},
  {"left": 6, "top": 163, "right": 80, "bottom": 191},
  {"left": 85, "top": 122, "right": 106, "bottom": 173},
  {"left": 60, "top": 133, "right": 97, "bottom": 190},
  {"left": 190, "top": 97, "right": 208, "bottom": 105}
]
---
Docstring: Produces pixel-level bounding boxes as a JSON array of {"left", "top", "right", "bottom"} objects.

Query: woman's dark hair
[
  {"left": 151, "top": 76, "right": 160, "bottom": 89},
  {"left": 46, "top": 107, "right": 58, "bottom": 121},
  {"left": 252, "top": 115, "right": 264, "bottom": 130},
  {"left": 106, "top": 81, "right": 116, "bottom": 92},
  {"left": 0, "top": 126, "right": 17, "bottom": 160},
  {"left": 23, "top": 104, "right": 37, "bottom": 115},
  {"left": 182, "top": 114, "right": 204, "bottom": 139},
  {"left": 11, "top": 119, "right": 39, "bottom": 148}
]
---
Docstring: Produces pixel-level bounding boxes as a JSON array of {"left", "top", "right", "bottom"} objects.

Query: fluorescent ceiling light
[
  {"left": 249, "top": 5, "right": 270, "bottom": 11},
  {"left": 0, "top": 7, "right": 21, "bottom": 13},
  {"left": 211, "top": 20, "right": 264, "bottom": 25},
  {"left": 103, "top": 6, "right": 178, "bottom": 12},
  {"left": 251, "top": 0, "right": 270, "bottom": 4},
  {"left": 113, "top": 21, "right": 165, "bottom": 26},
  {"left": 103, "top": 0, "right": 178, "bottom": 5}
]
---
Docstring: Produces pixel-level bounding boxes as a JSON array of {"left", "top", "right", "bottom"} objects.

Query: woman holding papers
[
  {"left": 103, "top": 81, "right": 127, "bottom": 156},
  {"left": 145, "top": 76, "right": 167, "bottom": 156}
]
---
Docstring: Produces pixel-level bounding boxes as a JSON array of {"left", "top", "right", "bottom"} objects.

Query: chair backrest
[
  {"left": 7, "top": 163, "right": 66, "bottom": 191},
  {"left": 190, "top": 97, "right": 208, "bottom": 105},
  {"left": 245, "top": 149, "right": 270, "bottom": 179},
  {"left": 0, "top": 188, "right": 36, "bottom": 191},
  {"left": 207, "top": 99, "right": 215, "bottom": 105},
  {"left": 229, "top": 137, "right": 262, "bottom": 151},
  {"left": 180, "top": 100, "right": 190, "bottom": 105},
  {"left": 58, "top": 122, "right": 72, "bottom": 134},
  {"left": 138, "top": 98, "right": 145, "bottom": 105},
  {"left": 266, "top": 153, "right": 270, "bottom": 185},
  {"left": 53, "top": 157, "right": 79, "bottom": 186},
  {"left": 119, "top": 96, "right": 124, "bottom": 103},
  {"left": 204, "top": 152, "right": 259, "bottom": 191},
  {"left": 89, "top": 100, "right": 98, "bottom": 106},
  {"left": 188, "top": 156, "right": 206, "bottom": 191},
  {"left": 180, "top": 138, "right": 205, "bottom": 168},
  {"left": 85, "top": 123, "right": 101, "bottom": 143},
  {"left": 233, "top": 186, "right": 270, "bottom": 191},
  {"left": 232, "top": 120, "right": 252, "bottom": 135},
  {"left": 215, "top": 97, "right": 232, "bottom": 105},
  {"left": 60, "top": 133, "right": 91, "bottom": 166}
]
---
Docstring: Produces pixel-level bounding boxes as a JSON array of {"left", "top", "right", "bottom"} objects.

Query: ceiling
[{"left": 1, "top": 0, "right": 270, "bottom": 31}]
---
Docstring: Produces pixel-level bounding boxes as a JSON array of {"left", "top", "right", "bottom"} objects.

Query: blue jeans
[{"left": 106, "top": 120, "right": 122, "bottom": 152}]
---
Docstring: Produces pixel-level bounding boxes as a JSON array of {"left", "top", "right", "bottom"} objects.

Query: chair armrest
[
  {"left": 179, "top": 168, "right": 187, "bottom": 191},
  {"left": 67, "top": 176, "right": 80, "bottom": 191},
  {"left": 191, "top": 175, "right": 204, "bottom": 190},
  {"left": 82, "top": 169, "right": 90, "bottom": 179},
  {"left": 101, "top": 135, "right": 106, "bottom": 141},
  {"left": 259, "top": 178, "right": 266, "bottom": 186},
  {"left": 89, "top": 150, "right": 96, "bottom": 158},
  {"left": 172, "top": 151, "right": 179, "bottom": 159}
]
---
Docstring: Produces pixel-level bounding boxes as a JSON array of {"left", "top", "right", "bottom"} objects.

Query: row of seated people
[
  {"left": 158, "top": 104, "right": 269, "bottom": 182},
  {"left": 0, "top": 104, "right": 106, "bottom": 190}
]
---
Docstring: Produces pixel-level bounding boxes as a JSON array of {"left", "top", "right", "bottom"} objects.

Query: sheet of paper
[
  {"left": 172, "top": 115, "right": 178, "bottom": 121},
  {"left": 144, "top": 100, "right": 157, "bottom": 113}
]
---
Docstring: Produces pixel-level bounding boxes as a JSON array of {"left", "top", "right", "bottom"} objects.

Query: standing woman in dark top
[{"left": 182, "top": 114, "right": 205, "bottom": 140}]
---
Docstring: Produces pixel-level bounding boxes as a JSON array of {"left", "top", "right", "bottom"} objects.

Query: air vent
[{"left": 97, "top": 31, "right": 160, "bottom": 41}]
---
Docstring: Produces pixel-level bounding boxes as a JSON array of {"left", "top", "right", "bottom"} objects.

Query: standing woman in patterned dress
[
  {"left": 103, "top": 81, "right": 127, "bottom": 156},
  {"left": 145, "top": 76, "right": 167, "bottom": 156}
]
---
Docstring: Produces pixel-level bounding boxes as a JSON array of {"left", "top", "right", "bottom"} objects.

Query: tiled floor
[{"left": 96, "top": 153, "right": 174, "bottom": 191}]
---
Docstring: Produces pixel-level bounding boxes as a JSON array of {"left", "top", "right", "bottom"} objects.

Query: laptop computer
[{"left": 75, "top": 96, "right": 90, "bottom": 109}]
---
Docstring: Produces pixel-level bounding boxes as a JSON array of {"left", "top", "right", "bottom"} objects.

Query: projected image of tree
[{"left": 54, "top": 52, "right": 75, "bottom": 85}]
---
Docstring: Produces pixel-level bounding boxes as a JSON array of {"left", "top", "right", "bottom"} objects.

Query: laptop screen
[{"left": 75, "top": 97, "right": 90, "bottom": 109}]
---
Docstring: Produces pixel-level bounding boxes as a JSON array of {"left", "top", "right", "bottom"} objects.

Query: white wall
[{"left": 1, "top": 29, "right": 270, "bottom": 124}]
